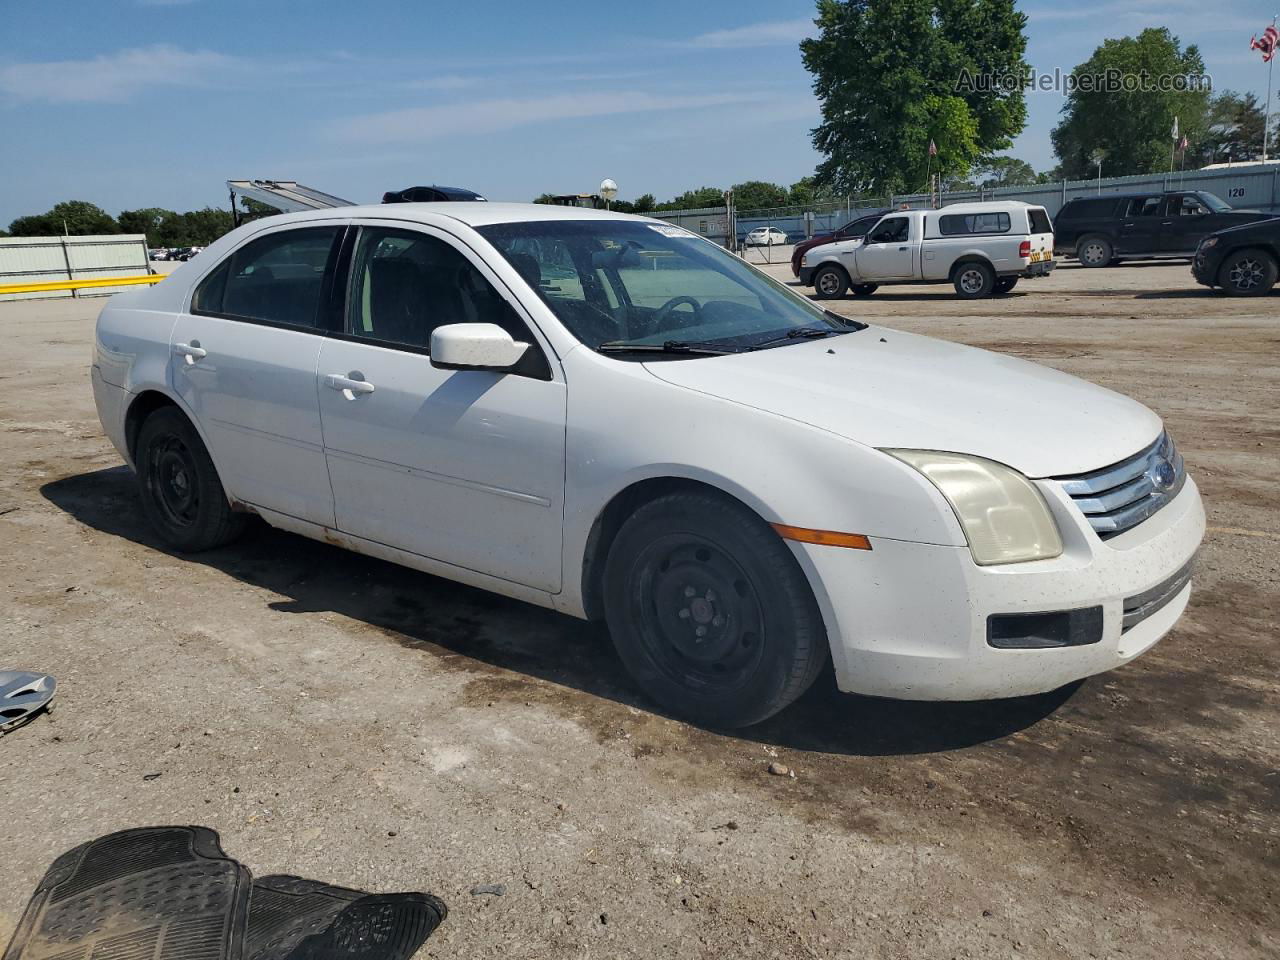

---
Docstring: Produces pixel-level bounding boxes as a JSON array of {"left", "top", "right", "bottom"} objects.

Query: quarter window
[
  {"left": 938, "top": 212, "right": 1011, "bottom": 236},
  {"left": 347, "top": 227, "right": 532, "bottom": 351},
  {"left": 193, "top": 226, "right": 340, "bottom": 328}
]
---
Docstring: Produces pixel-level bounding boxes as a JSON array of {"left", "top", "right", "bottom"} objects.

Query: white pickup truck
[{"left": 798, "top": 200, "right": 1055, "bottom": 299}]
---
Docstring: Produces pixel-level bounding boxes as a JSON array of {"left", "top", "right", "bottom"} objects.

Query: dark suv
[
  {"left": 1192, "top": 217, "right": 1280, "bottom": 296},
  {"left": 382, "top": 185, "right": 486, "bottom": 203},
  {"left": 790, "top": 210, "right": 889, "bottom": 276},
  {"left": 1053, "top": 191, "right": 1271, "bottom": 267}
]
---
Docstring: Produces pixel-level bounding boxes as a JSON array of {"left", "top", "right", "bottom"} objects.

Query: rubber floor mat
[
  {"left": 246, "top": 879, "right": 445, "bottom": 960},
  {"left": 2, "top": 826, "right": 251, "bottom": 960}
]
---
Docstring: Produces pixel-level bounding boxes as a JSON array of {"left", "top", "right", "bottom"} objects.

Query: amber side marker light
[{"left": 771, "top": 524, "right": 872, "bottom": 550}]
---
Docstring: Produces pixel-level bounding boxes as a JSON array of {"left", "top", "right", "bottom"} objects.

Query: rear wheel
[
  {"left": 813, "top": 265, "right": 849, "bottom": 299},
  {"left": 851, "top": 283, "right": 878, "bottom": 297},
  {"left": 953, "top": 261, "right": 996, "bottom": 299},
  {"left": 1217, "top": 248, "right": 1278, "bottom": 296},
  {"left": 994, "top": 277, "right": 1019, "bottom": 294},
  {"left": 136, "top": 407, "right": 246, "bottom": 552},
  {"left": 1077, "top": 235, "right": 1113, "bottom": 268},
  {"left": 603, "top": 492, "right": 828, "bottom": 728}
]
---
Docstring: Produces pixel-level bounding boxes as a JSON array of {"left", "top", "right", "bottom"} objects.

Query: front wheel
[
  {"left": 994, "top": 277, "right": 1019, "bottom": 294},
  {"left": 1218, "top": 248, "right": 1278, "bottom": 296},
  {"left": 136, "top": 407, "right": 247, "bottom": 552},
  {"left": 851, "top": 283, "right": 878, "bottom": 297},
  {"left": 953, "top": 261, "right": 995, "bottom": 299},
  {"left": 812, "top": 265, "right": 849, "bottom": 299},
  {"left": 603, "top": 492, "right": 828, "bottom": 728}
]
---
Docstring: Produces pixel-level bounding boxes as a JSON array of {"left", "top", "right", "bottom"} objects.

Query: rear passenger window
[
  {"left": 1127, "top": 197, "right": 1161, "bottom": 217},
  {"left": 938, "top": 213, "right": 1010, "bottom": 236},
  {"left": 193, "top": 227, "right": 340, "bottom": 328},
  {"left": 1028, "top": 209, "right": 1052, "bottom": 234},
  {"left": 348, "top": 227, "right": 533, "bottom": 351}
]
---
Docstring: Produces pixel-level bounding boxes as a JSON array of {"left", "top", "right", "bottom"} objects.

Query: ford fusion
[{"left": 91, "top": 204, "right": 1204, "bottom": 727}]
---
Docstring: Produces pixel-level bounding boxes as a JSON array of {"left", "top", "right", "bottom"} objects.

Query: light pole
[
  {"left": 1091, "top": 150, "right": 1105, "bottom": 194},
  {"left": 599, "top": 178, "right": 618, "bottom": 211}
]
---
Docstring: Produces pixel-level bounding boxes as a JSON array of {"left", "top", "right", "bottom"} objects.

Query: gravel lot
[{"left": 1, "top": 259, "right": 1276, "bottom": 959}]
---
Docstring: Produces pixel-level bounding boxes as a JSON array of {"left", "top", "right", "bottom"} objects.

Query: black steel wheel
[
  {"left": 851, "top": 283, "right": 879, "bottom": 297},
  {"left": 136, "top": 406, "right": 246, "bottom": 552},
  {"left": 994, "top": 277, "right": 1019, "bottom": 294},
  {"left": 603, "top": 491, "right": 828, "bottom": 728}
]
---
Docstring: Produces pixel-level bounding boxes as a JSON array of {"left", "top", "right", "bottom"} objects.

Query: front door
[
  {"left": 1159, "top": 193, "right": 1216, "bottom": 253},
  {"left": 169, "top": 223, "right": 344, "bottom": 526},
  {"left": 853, "top": 215, "right": 914, "bottom": 278},
  {"left": 316, "top": 223, "right": 567, "bottom": 593}
]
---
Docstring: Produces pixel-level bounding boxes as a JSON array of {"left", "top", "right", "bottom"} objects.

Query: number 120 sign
[{"left": 1228, "top": 187, "right": 1247, "bottom": 199}]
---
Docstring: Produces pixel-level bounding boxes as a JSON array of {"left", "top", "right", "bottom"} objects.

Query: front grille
[
  {"left": 1123, "top": 557, "right": 1195, "bottom": 632},
  {"left": 1055, "top": 431, "right": 1186, "bottom": 539}
]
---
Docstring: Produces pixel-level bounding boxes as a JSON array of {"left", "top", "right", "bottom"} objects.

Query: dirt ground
[{"left": 1, "top": 259, "right": 1276, "bottom": 959}]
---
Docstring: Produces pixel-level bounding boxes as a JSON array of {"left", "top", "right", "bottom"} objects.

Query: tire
[
  {"left": 1077, "top": 235, "right": 1113, "bottom": 268},
  {"left": 953, "top": 261, "right": 996, "bottom": 299},
  {"left": 603, "top": 491, "right": 828, "bottom": 728},
  {"left": 812, "top": 264, "right": 849, "bottom": 299},
  {"left": 851, "top": 283, "right": 878, "bottom": 297},
  {"left": 994, "top": 277, "right": 1019, "bottom": 294},
  {"left": 135, "top": 407, "right": 247, "bottom": 552},
  {"left": 1217, "top": 248, "right": 1278, "bottom": 296}
]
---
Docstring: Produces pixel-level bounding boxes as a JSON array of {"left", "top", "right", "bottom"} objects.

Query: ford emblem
[{"left": 1149, "top": 458, "right": 1177, "bottom": 491}]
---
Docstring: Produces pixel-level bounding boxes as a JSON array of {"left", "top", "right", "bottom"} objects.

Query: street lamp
[{"left": 599, "top": 178, "right": 618, "bottom": 210}]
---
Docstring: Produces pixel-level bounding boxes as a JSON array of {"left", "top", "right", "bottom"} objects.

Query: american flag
[
  {"left": 1252, "top": 24, "right": 1278, "bottom": 62},
  {"left": 927, "top": 139, "right": 938, "bottom": 157},
  {"left": 1178, "top": 134, "right": 1189, "bottom": 151}
]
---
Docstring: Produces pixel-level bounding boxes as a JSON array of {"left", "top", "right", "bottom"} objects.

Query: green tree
[
  {"left": 971, "top": 155, "right": 1040, "bottom": 187},
  {"left": 631, "top": 193, "right": 656, "bottom": 214},
  {"left": 1050, "top": 28, "right": 1211, "bottom": 178},
  {"left": 658, "top": 186, "right": 724, "bottom": 210},
  {"left": 802, "top": 0, "right": 1029, "bottom": 194},
  {"left": 787, "top": 176, "right": 836, "bottom": 206},
  {"left": 8, "top": 200, "right": 119, "bottom": 236},
  {"left": 180, "top": 208, "right": 235, "bottom": 246},
  {"left": 729, "top": 180, "right": 789, "bottom": 211},
  {"left": 532, "top": 193, "right": 558, "bottom": 204},
  {"left": 118, "top": 207, "right": 176, "bottom": 239},
  {"left": 1198, "top": 91, "right": 1274, "bottom": 164}
]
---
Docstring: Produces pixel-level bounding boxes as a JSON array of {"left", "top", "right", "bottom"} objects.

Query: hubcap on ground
[
  {"left": 1229, "top": 258, "right": 1263, "bottom": 290},
  {"left": 632, "top": 535, "right": 764, "bottom": 691},
  {"left": 149, "top": 436, "right": 199, "bottom": 528}
]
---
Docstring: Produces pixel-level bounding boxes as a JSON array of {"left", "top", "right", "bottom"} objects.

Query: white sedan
[
  {"left": 744, "top": 226, "right": 789, "bottom": 246},
  {"left": 91, "top": 203, "right": 1203, "bottom": 727}
]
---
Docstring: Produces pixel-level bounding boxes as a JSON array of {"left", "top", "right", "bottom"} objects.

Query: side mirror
[{"left": 430, "top": 323, "right": 529, "bottom": 372}]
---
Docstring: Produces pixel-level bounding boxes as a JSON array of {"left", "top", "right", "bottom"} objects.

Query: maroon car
[{"left": 790, "top": 210, "right": 889, "bottom": 276}]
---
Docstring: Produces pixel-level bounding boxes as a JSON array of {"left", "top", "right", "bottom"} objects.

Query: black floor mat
[{"left": 2, "top": 826, "right": 252, "bottom": 960}]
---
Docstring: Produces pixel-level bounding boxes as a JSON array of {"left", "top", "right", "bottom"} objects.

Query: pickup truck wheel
[
  {"left": 813, "top": 265, "right": 849, "bottom": 299},
  {"left": 994, "top": 278, "right": 1018, "bottom": 294},
  {"left": 603, "top": 492, "right": 828, "bottom": 729},
  {"left": 1218, "top": 248, "right": 1278, "bottom": 296},
  {"left": 953, "top": 261, "right": 995, "bottom": 299},
  {"left": 851, "top": 283, "right": 878, "bottom": 297},
  {"left": 136, "top": 407, "right": 247, "bottom": 552},
  {"left": 1077, "top": 235, "right": 1113, "bottom": 268}
]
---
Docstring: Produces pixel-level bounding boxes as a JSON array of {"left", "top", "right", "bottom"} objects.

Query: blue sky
[{"left": 1, "top": 0, "right": 1277, "bottom": 225}]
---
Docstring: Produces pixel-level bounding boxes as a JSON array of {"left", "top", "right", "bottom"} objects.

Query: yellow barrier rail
[{"left": 0, "top": 274, "right": 165, "bottom": 296}]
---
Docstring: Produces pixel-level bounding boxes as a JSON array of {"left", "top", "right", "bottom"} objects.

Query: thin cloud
[
  {"left": 331, "top": 90, "right": 761, "bottom": 143},
  {"left": 688, "top": 18, "right": 814, "bottom": 49},
  {"left": 0, "top": 45, "right": 232, "bottom": 103}
]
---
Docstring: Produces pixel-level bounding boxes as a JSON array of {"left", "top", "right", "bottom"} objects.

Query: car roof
[
  {"left": 252, "top": 202, "right": 652, "bottom": 229},
  {"left": 930, "top": 200, "right": 1038, "bottom": 212}
]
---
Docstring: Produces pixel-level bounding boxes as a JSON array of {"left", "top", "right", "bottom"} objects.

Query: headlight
[
  {"left": 885, "top": 450, "right": 1063, "bottom": 565},
  {"left": 801, "top": 254, "right": 811, "bottom": 266},
  {"left": 1199, "top": 236, "right": 1219, "bottom": 250}
]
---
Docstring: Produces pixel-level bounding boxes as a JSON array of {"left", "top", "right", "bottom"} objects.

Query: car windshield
[
  {"left": 477, "top": 220, "right": 860, "bottom": 354},
  {"left": 1195, "top": 192, "right": 1232, "bottom": 213}
]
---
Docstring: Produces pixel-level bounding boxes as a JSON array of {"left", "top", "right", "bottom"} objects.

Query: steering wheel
[{"left": 653, "top": 295, "right": 702, "bottom": 328}]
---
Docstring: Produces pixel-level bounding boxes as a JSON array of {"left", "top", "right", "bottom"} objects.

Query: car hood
[
  {"left": 1210, "top": 214, "right": 1280, "bottom": 237},
  {"left": 644, "top": 327, "right": 1162, "bottom": 478}
]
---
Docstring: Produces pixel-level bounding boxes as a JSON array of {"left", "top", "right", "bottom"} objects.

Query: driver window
[
  {"left": 348, "top": 227, "right": 532, "bottom": 351},
  {"left": 1179, "top": 196, "right": 1208, "bottom": 216},
  {"left": 867, "top": 218, "right": 908, "bottom": 244}
]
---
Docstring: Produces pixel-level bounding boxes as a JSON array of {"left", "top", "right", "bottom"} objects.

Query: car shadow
[{"left": 41, "top": 466, "right": 1079, "bottom": 758}]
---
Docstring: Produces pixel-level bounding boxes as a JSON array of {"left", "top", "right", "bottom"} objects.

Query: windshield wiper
[
  {"left": 747, "top": 326, "right": 847, "bottom": 350},
  {"left": 597, "top": 338, "right": 740, "bottom": 356}
]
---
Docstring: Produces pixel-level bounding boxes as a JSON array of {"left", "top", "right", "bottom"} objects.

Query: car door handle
[
  {"left": 174, "top": 342, "right": 206, "bottom": 363},
  {"left": 325, "top": 373, "right": 375, "bottom": 398},
  {"left": 898, "top": 246, "right": 908, "bottom": 251}
]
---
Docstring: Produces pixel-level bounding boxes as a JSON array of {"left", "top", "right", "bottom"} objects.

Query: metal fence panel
[{"left": 0, "top": 234, "right": 151, "bottom": 301}]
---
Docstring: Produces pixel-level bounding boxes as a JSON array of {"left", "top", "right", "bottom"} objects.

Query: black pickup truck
[
  {"left": 1192, "top": 216, "right": 1280, "bottom": 295},
  {"left": 1053, "top": 190, "right": 1273, "bottom": 267}
]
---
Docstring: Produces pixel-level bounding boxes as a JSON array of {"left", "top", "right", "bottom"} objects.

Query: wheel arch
[
  {"left": 948, "top": 254, "right": 995, "bottom": 280},
  {"left": 122, "top": 389, "right": 238, "bottom": 507}
]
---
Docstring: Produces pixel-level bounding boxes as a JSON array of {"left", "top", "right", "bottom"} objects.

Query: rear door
[
  {"left": 315, "top": 221, "right": 567, "bottom": 592},
  {"left": 1159, "top": 193, "right": 1214, "bottom": 253},
  {"left": 169, "top": 223, "right": 345, "bottom": 526},
  {"left": 853, "top": 215, "right": 915, "bottom": 278},
  {"left": 1117, "top": 196, "right": 1162, "bottom": 254}
]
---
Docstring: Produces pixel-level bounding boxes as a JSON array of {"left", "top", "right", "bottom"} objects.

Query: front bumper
[
  {"left": 1191, "top": 249, "right": 1221, "bottom": 286},
  {"left": 798, "top": 266, "right": 816, "bottom": 287},
  {"left": 789, "top": 475, "right": 1205, "bottom": 700}
]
